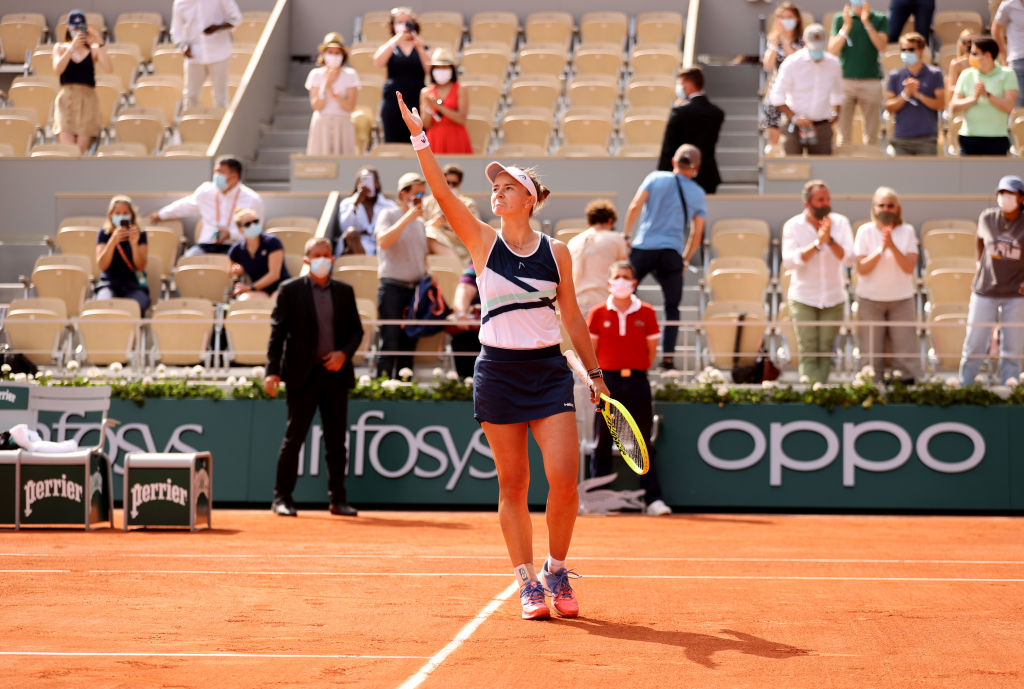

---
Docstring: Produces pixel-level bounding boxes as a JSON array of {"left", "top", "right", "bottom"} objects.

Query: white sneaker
[{"left": 645, "top": 499, "right": 672, "bottom": 516}]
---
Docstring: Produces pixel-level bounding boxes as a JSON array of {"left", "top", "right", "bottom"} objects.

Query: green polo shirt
[
  {"left": 955, "top": 64, "right": 1018, "bottom": 137},
  {"left": 830, "top": 10, "right": 888, "bottom": 80}
]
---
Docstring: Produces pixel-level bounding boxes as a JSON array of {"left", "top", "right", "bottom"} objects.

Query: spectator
[
  {"left": 884, "top": 32, "right": 945, "bottom": 156},
  {"left": 946, "top": 29, "right": 975, "bottom": 98},
  {"left": 227, "top": 208, "right": 289, "bottom": 300},
  {"left": 148, "top": 156, "right": 263, "bottom": 256},
  {"left": 567, "top": 199, "right": 629, "bottom": 315},
  {"left": 624, "top": 144, "right": 707, "bottom": 369},
  {"left": 448, "top": 266, "right": 481, "bottom": 379},
  {"left": 170, "top": 0, "right": 241, "bottom": 110},
  {"left": 828, "top": 2, "right": 889, "bottom": 147},
  {"left": 657, "top": 66, "right": 724, "bottom": 194},
  {"left": 888, "top": 0, "right": 934, "bottom": 44},
  {"left": 586, "top": 261, "right": 671, "bottom": 516},
  {"left": 336, "top": 167, "right": 397, "bottom": 256},
  {"left": 423, "top": 164, "right": 479, "bottom": 267},
  {"left": 374, "top": 7, "right": 431, "bottom": 143},
  {"left": 95, "top": 194, "right": 150, "bottom": 314},
  {"left": 264, "top": 238, "right": 363, "bottom": 518},
  {"left": 375, "top": 171, "right": 430, "bottom": 378},
  {"left": 781, "top": 180, "right": 854, "bottom": 383},
  {"left": 853, "top": 187, "right": 923, "bottom": 383},
  {"left": 994, "top": 0, "right": 1024, "bottom": 107},
  {"left": 419, "top": 47, "right": 473, "bottom": 153},
  {"left": 52, "top": 10, "right": 112, "bottom": 154},
  {"left": 769, "top": 24, "right": 843, "bottom": 155},
  {"left": 761, "top": 3, "right": 804, "bottom": 157},
  {"left": 959, "top": 175, "right": 1024, "bottom": 385},
  {"left": 304, "top": 32, "right": 360, "bottom": 156},
  {"left": 950, "top": 35, "right": 1018, "bottom": 156}
]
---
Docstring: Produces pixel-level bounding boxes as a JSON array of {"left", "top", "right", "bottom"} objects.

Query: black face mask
[
  {"left": 810, "top": 204, "right": 831, "bottom": 220},
  {"left": 876, "top": 211, "right": 898, "bottom": 226}
]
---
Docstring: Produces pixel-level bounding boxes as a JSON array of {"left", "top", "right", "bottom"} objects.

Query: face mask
[
  {"left": 323, "top": 53, "right": 342, "bottom": 68},
  {"left": 808, "top": 48, "right": 824, "bottom": 62},
  {"left": 111, "top": 213, "right": 131, "bottom": 228},
  {"left": 876, "top": 211, "right": 897, "bottom": 226},
  {"left": 675, "top": 84, "right": 686, "bottom": 100},
  {"left": 849, "top": 0, "right": 864, "bottom": 7},
  {"left": 309, "top": 257, "right": 332, "bottom": 278},
  {"left": 780, "top": 17, "right": 797, "bottom": 32},
  {"left": 432, "top": 68, "right": 453, "bottom": 85},
  {"left": 212, "top": 172, "right": 229, "bottom": 191},
  {"left": 243, "top": 222, "right": 262, "bottom": 238},
  {"left": 609, "top": 278, "right": 635, "bottom": 299},
  {"left": 997, "top": 193, "right": 1020, "bottom": 214},
  {"left": 359, "top": 173, "right": 376, "bottom": 196},
  {"left": 900, "top": 51, "right": 918, "bottom": 67},
  {"left": 968, "top": 55, "right": 981, "bottom": 70},
  {"left": 811, "top": 204, "right": 831, "bottom": 220}
]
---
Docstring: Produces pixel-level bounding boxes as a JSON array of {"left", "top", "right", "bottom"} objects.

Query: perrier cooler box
[
  {"left": 18, "top": 450, "right": 114, "bottom": 529},
  {"left": 123, "top": 452, "right": 212, "bottom": 531}
]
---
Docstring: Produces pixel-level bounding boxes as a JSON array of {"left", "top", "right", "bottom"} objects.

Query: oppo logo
[{"left": 697, "top": 420, "right": 985, "bottom": 486}]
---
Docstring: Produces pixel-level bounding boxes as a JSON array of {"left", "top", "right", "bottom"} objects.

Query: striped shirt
[{"left": 478, "top": 233, "right": 561, "bottom": 349}]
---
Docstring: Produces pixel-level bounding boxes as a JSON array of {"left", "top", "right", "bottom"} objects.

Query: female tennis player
[{"left": 398, "top": 92, "right": 609, "bottom": 620}]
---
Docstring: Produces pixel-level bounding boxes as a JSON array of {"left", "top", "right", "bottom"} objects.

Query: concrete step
[
  {"left": 274, "top": 95, "right": 310, "bottom": 116},
  {"left": 246, "top": 162, "right": 290, "bottom": 183},
  {"left": 719, "top": 130, "right": 760, "bottom": 148},
  {"left": 258, "top": 128, "right": 308, "bottom": 148},
  {"left": 719, "top": 165, "right": 759, "bottom": 184},
  {"left": 250, "top": 181, "right": 293, "bottom": 193},
  {"left": 715, "top": 96, "right": 759, "bottom": 118},
  {"left": 256, "top": 146, "right": 302, "bottom": 166},
  {"left": 269, "top": 113, "right": 311, "bottom": 131},
  {"left": 714, "top": 182, "right": 760, "bottom": 195},
  {"left": 717, "top": 146, "right": 759, "bottom": 167}
]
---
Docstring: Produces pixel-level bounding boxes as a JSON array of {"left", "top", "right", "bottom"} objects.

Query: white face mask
[
  {"left": 609, "top": 277, "right": 635, "bottom": 299},
  {"left": 997, "top": 192, "right": 1020, "bottom": 214},
  {"left": 432, "top": 68, "right": 453, "bottom": 85},
  {"left": 324, "top": 53, "right": 342, "bottom": 68},
  {"left": 309, "top": 257, "right": 332, "bottom": 278},
  {"left": 675, "top": 84, "right": 687, "bottom": 101}
]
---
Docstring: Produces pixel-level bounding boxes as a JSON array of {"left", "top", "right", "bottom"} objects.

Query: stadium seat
[
  {"left": 566, "top": 74, "right": 619, "bottom": 110},
  {"left": 928, "top": 308, "right": 968, "bottom": 371},
  {"left": 620, "top": 107, "right": 669, "bottom": 146},
  {"left": 370, "top": 142, "right": 416, "bottom": 158},
  {"left": 232, "top": 11, "right": 269, "bottom": 44},
  {"left": 508, "top": 75, "right": 561, "bottom": 113},
  {"left": 94, "top": 73, "right": 125, "bottom": 129},
  {"left": 2, "top": 297, "right": 68, "bottom": 365},
  {"left": 265, "top": 226, "right": 314, "bottom": 258},
  {"left": 358, "top": 11, "right": 391, "bottom": 44},
  {"left": 177, "top": 107, "right": 225, "bottom": 144},
  {"left": 461, "top": 42, "right": 512, "bottom": 81},
  {"left": 161, "top": 143, "right": 208, "bottom": 157},
  {"left": 28, "top": 46, "right": 55, "bottom": 78},
  {"left": 8, "top": 76, "right": 58, "bottom": 126},
  {"left": 353, "top": 298, "right": 377, "bottom": 364},
  {"left": 347, "top": 42, "right": 385, "bottom": 77},
  {"left": 629, "top": 44, "right": 682, "bottom": 78},
  {"left": 113, "top": 107, "right": 167, "bottom": 153},
  {"left": 224, "top": 300, "right": 273, "bottom": 366},
  {"left": 617, "top": 140, "right": 660, "bottom": 157},
  {"left": 95, "top": 141, "right": 146, "bottom": 157},
  {"left": 924, "top": 257, "right": 974, "bottom": 308},
  {"left": 149, "top": 298, "right": 215, "bottom": 366},
  {"left": 555, "top": 143, "right": 607, "bottom": 157},
  {"left": 54, "top": 226, "right": 100, "bottom": 276},
  {"left": 76, "top": 298, "right": 141, "bottom": 365},
  {"left": 104, "top": 42, "right": 143, "bottom": 91},
  {"left": 460, "top": 77, "right": 504, "bottom": 114},
  {"left": 516, "top": 44, "right": 568, "bottom": 79},
  {"left": 710, "top": 219, "right": 772, "bottom": 260},
  {"left": 932, "top": 12, "right": 982, "bottom": 46},
  {"left": 469, "top": 12, "right": 519, "bottom": 51},
  {"left": 626, "top": 76, "right": 676, "bottom": 109},
  {"left": 635, "top": 12, "right": 684, "bottom": 47},
  {"left": 151, "top": 44, "right": 184, "bottom": 75},
  {"left": 113, "top": 12, "right": 164, "bottom": 62},
  {"left": 0, "top": 13, "right": 46, "bottom": 65},
  {"left": 355, "top": 73, "right": 383, "bottom": 113},
  {"left": 133, "top": 75, "right": 183, "bottom": 124},
  {"left": 143, "top": 227, "right": 183, "bottom": 277},
  {"left": 336, "top": 255, "right": 379, "bottom": 269},
  {"left": 173, "top": 254, "right": 232, "bottom": 302},
  {"left": 560, "top": 107, "right": 614, "bottom": 150},
  {"left": 524, "top": 12, "right": 574, "bottom": 50},
  {"left": 573, "top": 43, "right": 623, "bottom": 79},
  {"left": 921, "top": 228, "right": 975, "bottom": 264},
  {"left": 500, "top": 108, "right": 554, "bottom": 149},
  {"left": 228, "top": 43, "right": 255, "bottom": 77},
  {"left": 491, "top": 143, "right": 547, "bottom": 157},
  {"left": 706, "top": 257, "right": 771, "bottom": 304},
  {"left": 464, "top": 112, "right": 494, "bottom": 153},
  {"left": 419, "top": 11, "right": 465, "bottom": 53},
  {"left": 701, "top": 300, "right": 769, "bottom": 370},
  {"left": 332, "top": 265, "right": 379, "bottom": 303},
  {"left": 30, "top": 142, "right": 81, "bottom": 158},
  {"left": 579, "top": 11, "right": 628, "bottom": 48},
  {"left": 30, "top": 258, "right": 91, "bottom": 317}
]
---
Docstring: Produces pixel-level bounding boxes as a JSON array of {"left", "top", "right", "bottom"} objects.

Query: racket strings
[{"left": 605, "top": 405, "right": 643, "bottom": 471}]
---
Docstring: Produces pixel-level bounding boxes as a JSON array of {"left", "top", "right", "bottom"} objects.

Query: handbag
[
  {"left": 730, "top": 313, "right": 781, "bottom": 384},
  {"left": 402, "top": 275, "right": 452, "bottom": 339}
]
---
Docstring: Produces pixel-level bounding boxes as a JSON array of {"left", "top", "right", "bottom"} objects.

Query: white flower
[
  {"left": 1007, "top": 377, "right": 1019, "bottom": 389},
  {"left": 358, "top": 374, "right": 372, "bottom": 387},
  {"left": 446, "top": 370, "right": 459, "bottom": 381},
  {"left": 463, "top": 377, "right": 473, "bottom": 387},
  {"left": 156, "top": 363, "right": 167, "bottom": 375},
  {"left": 799, "top": 374, "right": 810, "bottom": 384},
  {"left": 250, "top": 366, "right": 265, "bottom": 380},
  {"left": 108, "top": 362, "right": 123, "bottom": 374},
  {"left": 142, "top": 376, "right": 154, "bottom": 385},
  {"left": 891, "top": 369, "right": 903, "bottom": 379},
  {"left": 12, "top": 372, "right": 27, "bottom": 381},
  {"left": 662, "top": 369, "right": 683, "bottom": 380},
  {"left": 381, "top": 379, "right": 401, "bottom": 392},
  {"left": 398, "top": 367, "right": 414, "bottom": 380},
  {"left": 761, "top": 379, "right": 777, "bottom": 389},
  {"left": 860, "top": 365, "right": 875, "bottom": 379},
  {"left": 945, "top": 376, "right": 960, "bottom": 389},
  {"left": 226, "top": 376, "right": 237, "bottom": 386},
  {"left": 66, "top": 360, "right": 80, "bottom": 371},
  {"left": 1, "top": 363, "right": 11, "bottom": 374},
  {"left": 87, "top": 367, "right": 102, "bottom": 379},
  {"left": 236, "top": 377, "right": 250, "bottom": 388},
  {"left": 191, "top": 365, "right": 204, "bottom": 377},
  {"left": 812, "top": 382, "right": 823, "bottom": 391},
  {"left": 716, "top": 385, "right": 729, "bottom": 397},
  {"left": 26, "top": 373, "right": 34, "bottom": 381},
  {"left": 432, "top": 367, "right": 444, "bottom": 378},
  {"left": 156, "top": 373, "right": 167, "bottom": 381}
]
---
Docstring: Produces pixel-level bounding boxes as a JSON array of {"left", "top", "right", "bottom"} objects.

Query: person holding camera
[
  {"left": 375, "top": 172, "right": 431, "bottom": 378},
  {"left": 336, "top": 167, "right": 397, "bottom": 256},
  {"left": 52, "top": 10, "right": 112, "bottom": 154},
  {"left": 95, "top": 194, "right": 150, "bottom": 314},
  {"left": 374, "top": 7, "right": 431, "bottom": 143}
]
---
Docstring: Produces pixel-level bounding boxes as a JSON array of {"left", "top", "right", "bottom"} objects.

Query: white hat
[{"left": 484, "top": 161, "right": 537, "bottom": 201}]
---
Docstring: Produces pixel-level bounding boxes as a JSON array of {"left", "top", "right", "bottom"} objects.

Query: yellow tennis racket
[{"left": 564, "top": 350, "right": 650, "bottom": 475}]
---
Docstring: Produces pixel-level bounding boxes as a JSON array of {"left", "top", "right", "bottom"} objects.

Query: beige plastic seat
[
  {"left": 353, "top": 298, "right": 377, "bottom": 365},
  {"left": 524, "top": 12, "right": 574, "bottom": 50},
  {"left": 94, "top": 73, "right": 125, "bottom": 128},
  {"left": 0, "top": 13, "right": 46, "bottom": 64},
  {"left": 921, "top": 219, "right": 977, "bottom": 235},
  {"left": 232, "top": 11, "right": 269, "bottom": 44},
  {"left": 776, "top": 301, "right": 800, "bottom": 365},
  {"left": 346, "top": 42, "right": 385, "bottom": 77},
  {"left": 555, "top": 143, "right": 608, "bottom": 157},
  {"left": 144, "top": 227, "right": 183, "bottom": 276},
  {"left": 229, "top": 43, "right": 255, "bottom": 77},
  {"left": 224, "top": 302, "right": 272, "bottom": 366},
  {"left": 710, "top": 219, "right": 772, "bottom": 260},
  {"left": 173, "top": 254, "right": 232, "bottom": 302},
  {"left": 508, "top": 75, "right": 561, "bottom": 113},
  {"left": 266, "top": 215, "right": 318, "bottom": 232},
  {"left": 151, "top": 44, "right": 184, "bottom": 75},
  {"left": 8, "top": 76, "right": 58, "bottom": 125},
  {"left": 113, "top": 106, "right": 167, "bottom": 153},
  {"left": 706, "top": 257, "right": 771, "bottom": 304},
  {"left": 134, "top": 75, "right": 183, "bottom": 123},
  {"left": 573, "top": 43, "right": 623, "bottom": 78},
  {"left": 76, "top": 298, "right": 140, "bottom": 365},
  {"left": 3, "top": 297, "right": 67, "bottom": 365},
  {"left": 113, "top": 12, "right": 164, "bottom": 62},
  {"left": 96, "top": 141, "right": 147, "bottom": 157},
  {"left": 491, "top": 143, "right": 547, "bottom": 157},
  {"left": 516, "top": 44, "right": 568, "bottom": 78},
  {"left": 28, "top": 46, "right": 55, "bottom": 77},
  {"left": 635, "top": 11, "right": 684, "bottom": 47},
  {"left": 945, "top": 115, "right": 964, "bottom": 155},
  {"left": 150, "top": 298, "right": 215, "bottom": 365},
  {"left": 554, "top": 228, "right": 585, "bottom": 244},
  {"left": 31, "top": 260, "right": 91, "bottom": 316},
  {"left": 30, "top": 142, "right": 81, "bottom": 158},
  {"left": 419, "top": 11, "right": 465, "bottom": 52},
  {"left": 626, "top": 76, "right": 676, "bottom": 109},
  {"left": 702, "top": 300, "right": 768, "bottom": 370},
  {"left": 469, "top": 12, "right": 519, "bottom": 51},
  {"left": 630, "top": 44, "right": 682, "bottom": 77},
  {"left": 579, "top": 11, "right": 628, "bottom": 48},
  {"left": 921, "top": 228, "right": 975, "bottom": 263},
  {"left": 616, "top": 143, "right": 661, "bottom": 158},
  {"left": 430, "top": 266, "right": 462, "bottom": 304},
  {"left": 932, "top": 11, "right": 982, "bottom": 46},
  {"left": 265, "top": 227, "right": 314, "bottom": 258},
  {"left": 0, "top": 142, "right": 14, "bottom": 156},
  {"left": 104, "top": 42, "right": 143, "bottom": 91},
  {"left": 928, "top": 309, "right": 968, "bottom": 371},
  {"left": 1012, "top": 116, "right": 1024, "bottom": 155},
  {"left": 161, "top": 142, "right": 209, "bottom": 157},
  {"left": 560, "top": 107, "right": 614, "bottom": 149},
  {"left": 500, "top": 108, "right": 553, "bottom": 149},
  {"left": 60, "top": 215, "right": 106, "bottom": 230},
  {"left": 426, "top": 254, "right": 463, "bottom": 275},
  {"left": 460, "top": 42, "right": 511, "bottom": 81},
  {"left": 924, "top": 257, "right": 975, "bottom": 308},
  {"left": 359, "top": 11, "right": 391, "bottom": 44},
  {"left": 370, "top": 141, "right": 416, "bottom": 158},
  {"left": 0, "top": 110, "right": 38, "bottom": 155},
  {"left": 354, "top": 73, "right": 383, "bottom": 112},
  {"left": 566, "top": 75, "right": 619, "bottom": 110},
  {"left": 332, "top": 265, "right": 379, "bottom": 303},
  {"left": 177, "top": 107, "right": 224, "bottom": 144},
  {"left": 620, "top": 107, "right": 669, "bottom": 146},
  {"left": 55, "top": 226, "right": 100, "bottom": 276},
  {"left": 464, "top": 112, "right": 494, "bottom": 153},
  {"left": 460, "top": 77, "right": 503, "bottom": 113},
  {"left": 336, "top": 254, "right": 379, "bottom": 269}
]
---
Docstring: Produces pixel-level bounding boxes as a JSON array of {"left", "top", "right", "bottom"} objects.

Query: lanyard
[
  {"left": 215, "top": 186, "right": 242, "bottom": 232},
  {"left": 114, "top": 240, "right": 135, "bottom": 271}
]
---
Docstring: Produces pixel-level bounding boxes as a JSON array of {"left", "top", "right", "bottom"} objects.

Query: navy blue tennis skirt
[{"left": 473, "top": 345, "right": 575, "bottom": 424}]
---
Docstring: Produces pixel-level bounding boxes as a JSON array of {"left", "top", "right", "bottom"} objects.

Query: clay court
[{"left": 2, "top": 510, "right": 1022, "bottom": 688}]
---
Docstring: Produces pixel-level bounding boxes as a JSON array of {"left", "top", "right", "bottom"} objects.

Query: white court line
[
  {"left": 0, "top": 651, "right": 428, "bottom": 660},
  {"left": 394, "top": 581, "right": 518, "bottom": 689}
]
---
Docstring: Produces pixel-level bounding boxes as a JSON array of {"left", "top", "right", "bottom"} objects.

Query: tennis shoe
[
  {"left": 519, "top": 580, "right": 550, "bottom": 620},
  {"left": 540, "top": 565, "right": 580, "bottom": 618},
  {"left": 645, "top": 499, "right": 672, "bottom": 516}
]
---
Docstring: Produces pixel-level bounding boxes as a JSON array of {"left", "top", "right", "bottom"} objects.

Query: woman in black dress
[{"left": 373, "top": 7, "right": 431, "bottom": 142}]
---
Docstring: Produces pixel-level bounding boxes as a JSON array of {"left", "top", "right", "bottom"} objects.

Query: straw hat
[
  {"left": 318, "top": 32, "right": 346, "bottom": 52},
  {"left": 430, "top": 47, "right": 456, "bottom": 66}
]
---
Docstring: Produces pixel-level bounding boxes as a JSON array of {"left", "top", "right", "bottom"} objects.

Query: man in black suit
[
  {"left": 264, "top": 238, "right": 364, "bottom": 517},
  {"left": 657, "top": 66, "right": 725, "bottom": 195}
]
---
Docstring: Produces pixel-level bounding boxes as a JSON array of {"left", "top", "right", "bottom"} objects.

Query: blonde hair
[
  {"left": 871, "top": 187, "right": 903, "bottom": 226},
  {"left": 519, "top": 166, "right": 551, "bottom": 216},
  {"left": 101, "top": 194, "right": 138, "bottom": 234}
]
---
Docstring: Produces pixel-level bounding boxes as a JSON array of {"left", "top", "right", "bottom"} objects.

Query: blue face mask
[
  {"left": 111, "top": 213, "right": 132, "bottom": 228},
  {"left": 780, "top": 17, "right": 797, "bottom": 32},
  {"left": 849, "top": 0, "right": 864, "bottom": 8},
  {"left": 309, "top": 257, "right": 332, "bottom": 278},
  {"left": 243, "top": 222, "right": 262, "bottom": 238},
  {"left": 808, "top": 48, "right": 824, "bottom": 61},
  {"left": 212, "top": 172, "right": 229, "bottom": 191},
  {"left": 900, "top": 51, "right": 919, "bottom": 67}
]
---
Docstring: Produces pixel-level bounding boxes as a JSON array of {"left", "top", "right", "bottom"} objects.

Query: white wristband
[{"left": 410, "top": 132, "right": 429, "bottom": 150}]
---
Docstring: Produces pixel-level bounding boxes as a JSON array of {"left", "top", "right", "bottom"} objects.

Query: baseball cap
[
  {"left": 996, "top": 175, "right": 1024, "bottom": 194},
  {"left": 673, "top": 143, "right": 701, "bottom": 169},
  {"left": 802, "top": 24, "right": 827, "bottom": 52},
  {"left": 68, "top": 10, "right": 87, "bottom": 30},
  {"left": 484, "top": 161, "right": 537, "bottom": 201},
  {"left": 397, "top": 171, "right": 425, "bottom": 192}
]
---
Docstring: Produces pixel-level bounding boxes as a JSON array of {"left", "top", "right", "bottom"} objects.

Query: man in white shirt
[
  {"left": 170, "top": 0, "right": 241, "bottom": 109},
  {"left": 148, "top": 156, "right": 263, "bottom": 256},
  {"left": 769, "top": 24, "right": 843, "bottom": 155},
  {"left": 781, "top": 180, "right": 854, "bottom": 383},
  {"left": 994, "top": 0, "right": 1024, "bottom": 107}
]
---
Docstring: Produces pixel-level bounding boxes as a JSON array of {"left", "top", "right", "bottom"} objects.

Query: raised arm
[{"left": 397, "top": 91, "right": 493, "bottom": 261}]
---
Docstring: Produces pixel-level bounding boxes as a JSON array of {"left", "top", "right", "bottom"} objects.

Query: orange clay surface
[{"left": 1, "top": 510, "right": 1022, "bottom": 688}]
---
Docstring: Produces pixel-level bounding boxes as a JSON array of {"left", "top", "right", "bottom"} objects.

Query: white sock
[
  {"left": 513, "top": 563, "right": 537, "bottom": 587},
  {"left": 544, "top": 556, "right": 566, "bottom": 574}
]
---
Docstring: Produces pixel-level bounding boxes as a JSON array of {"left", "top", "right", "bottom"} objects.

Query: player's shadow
[{"left": 563, "top": 620, "right": 811, "bottom": 669}]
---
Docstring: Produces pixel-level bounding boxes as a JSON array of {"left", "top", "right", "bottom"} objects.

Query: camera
[
  {"left": 120, "top": 218, "right": 131, "bottom": 228},
  {"left": 404, "top": 21, "right": 418, "bottom": 34}
]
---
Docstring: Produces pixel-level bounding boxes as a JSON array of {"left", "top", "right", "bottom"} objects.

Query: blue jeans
[
  {"left": 1012, "top": 59, "right": 1024, "bottom": 108},
  {"left": 887, "top": 0, "right": 935, "bottom": 44},
  {"left": 959, "top": 293, "right": 1024, "bottom": 385},
  {"left": 629, "top": 247, "right": 683, "bottom": 364}
]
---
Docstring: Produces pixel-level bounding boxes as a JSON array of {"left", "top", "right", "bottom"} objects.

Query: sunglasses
[
  {"left": 875, "top": 202, "right": 897, "bottom": 209},
  {"left": 240, "top": 219, "right": 260, "bottom": 228},
  {"left": 445, "top": 178, "right": 460, "bottom": 187},
  {"left": 969, "top": 50, "right": 981, "bottom": 56}
]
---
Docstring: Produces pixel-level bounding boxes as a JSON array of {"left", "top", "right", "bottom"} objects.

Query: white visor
[{"left": 485, "top": 161, "right": 538, "bottom": 202}]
